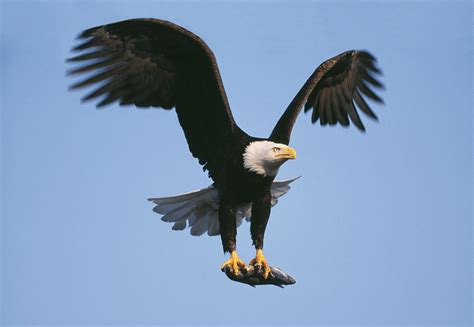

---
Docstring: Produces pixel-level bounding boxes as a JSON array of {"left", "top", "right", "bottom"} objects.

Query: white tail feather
[{"left": 148, "top": 176, "right": 300, "bottom": 236}]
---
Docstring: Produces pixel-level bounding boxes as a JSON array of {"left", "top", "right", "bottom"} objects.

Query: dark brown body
[{"left": 215, "top": 135, "right": 275, "bottom": 253}]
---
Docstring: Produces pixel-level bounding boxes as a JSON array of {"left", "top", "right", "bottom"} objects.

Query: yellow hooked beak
[{"left": 275, "top": 146, "right": 297, "bottom": 160}]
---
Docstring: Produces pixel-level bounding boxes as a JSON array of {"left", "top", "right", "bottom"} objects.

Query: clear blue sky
[{"left": 1, "top": 0, "right": 472, "bottom": 325}]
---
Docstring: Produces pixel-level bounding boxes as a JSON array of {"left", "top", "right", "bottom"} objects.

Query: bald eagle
[{"left": 68, "top": 18, "right": 384, "bottom": 279}]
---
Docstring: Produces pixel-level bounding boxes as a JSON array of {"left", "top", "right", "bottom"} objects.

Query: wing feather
[
  {"left": 318, "top": 90, "right": 328, "bottom": 126},
  {"left": 354, "top": 89, "right": 378, "bottom": 121},
  {"left": 330, "top": 87, "right": 346, "bottom": 126}
]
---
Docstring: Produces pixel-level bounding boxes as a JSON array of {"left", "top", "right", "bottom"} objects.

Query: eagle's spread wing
[
  {"left": 269, "top": 50, "right": 384, "bottom": 144},
  {"left": 67, "top": 18, "right": 242, "bottom": 181}
]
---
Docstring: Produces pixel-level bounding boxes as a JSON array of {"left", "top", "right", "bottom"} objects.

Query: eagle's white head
[{"left": 243, "top": 141, "right": 297, "bottom": 177}]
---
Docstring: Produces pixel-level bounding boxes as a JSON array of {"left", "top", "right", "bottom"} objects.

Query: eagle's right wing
[{"left": 67, "top": 18, "right": 244, "bottom": 181}]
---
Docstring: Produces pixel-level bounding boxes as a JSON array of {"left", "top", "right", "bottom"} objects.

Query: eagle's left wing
[{"left": 269, "top": 50, "right": 384, "bottom": 144}]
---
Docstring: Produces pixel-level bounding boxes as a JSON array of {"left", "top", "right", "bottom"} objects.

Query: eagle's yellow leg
[
  {"left": 220, "top": 251, "right": 247, "bottom": 276},
  {"left": 249, "top": 249, "right": 271, "bottom": 279}
]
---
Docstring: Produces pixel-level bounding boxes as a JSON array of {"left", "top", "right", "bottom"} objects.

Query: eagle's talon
[
  {"left": 249, "top": 249, "right": 271, "bottom": 279},
  {"left": 220, "top": 251, "right": 247, "bottom": 276}
]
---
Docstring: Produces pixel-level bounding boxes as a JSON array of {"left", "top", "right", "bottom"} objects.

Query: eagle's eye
[{"left": 273, "top": 147, "right": 281, "bottom": 153}]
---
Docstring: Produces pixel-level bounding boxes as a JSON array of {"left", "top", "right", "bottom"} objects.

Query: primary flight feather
[{"left": 68, "top": 18, "right": 384, "bottom": 279}]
